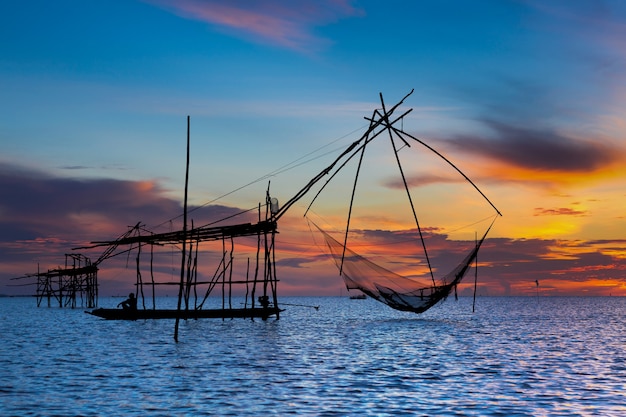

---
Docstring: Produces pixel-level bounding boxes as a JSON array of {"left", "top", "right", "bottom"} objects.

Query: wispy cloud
[
  {"left": 59, "top": 165, "right": 91, "bottom": 170},
  {"left": 523, "top": 0, "right": 626, "bottom": 54},
  {"left": 383, "top": 174, "right": 462, "bottom": 190},
  {"left": 533, "top": 207, "right": 588, "bottom": 217},
  {"left": 145, "top": 0, "right": 363, "bottom": 51}
]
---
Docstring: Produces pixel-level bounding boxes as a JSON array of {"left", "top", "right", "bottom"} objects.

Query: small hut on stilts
[{"left": 11, "top": 254, "right": 99, "bottom": 309}]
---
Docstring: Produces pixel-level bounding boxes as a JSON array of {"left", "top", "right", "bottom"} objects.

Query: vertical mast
[
  {"left": 473, "top": 232, "right": 478, "bottom": 313},
  {"left": 174, "top": 115, "right": 190, "bottom": 342}
]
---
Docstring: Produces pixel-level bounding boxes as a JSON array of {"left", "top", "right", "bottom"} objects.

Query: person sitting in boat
[
  {"left": 118, "top": 292, "right": 137, "bottom": 311},
  {"left": 258, "top": 295, "right": 270, "bottom": 309}
]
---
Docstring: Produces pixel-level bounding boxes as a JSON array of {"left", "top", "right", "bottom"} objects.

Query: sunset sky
[{"left": 2, "top": 0, "right": 626, "bottom": 299}]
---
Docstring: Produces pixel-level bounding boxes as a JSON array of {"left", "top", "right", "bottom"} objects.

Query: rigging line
[
  {"left": 340, "top": 118, "right": 371, "bottom": 275},
  {"left": 276, "top": 123, "right": 370, "bottom": 170},
  {"left": 444, "top": 213, "right": 500, "bottom": 235},
  {"left": 391, "top": 126, "right": 502, "bottom": 217},
  {"left": 277, "top": 92, "right": 414, "bottom": 221},
  {"left": 196, "top": 204, "right": 265, "bottom": 229},
  {"left": 150, "top": 123, "right": 370, "bottom": 231},
  {"left": 294, "top": 112, "right": 395, "bottom": 220},
  {"left": 242, "top": 141, "right": 361, "bottom": 195},
  {"left": 316, "top": 199, "right": 496, "bottom": 248},
  {"left": 379, "top": 93, "right": 436, "bottom": 287},
  {"left": 148, "top": 201, "right": 265, "bottom": 239},
  {"left": 305, "top": 217, "right": 327, "bottom": 255},
  {"left": 155, "top": 93, "right": 412, "bottom": 231},
  {"left": 278, "top": 141, "right": 364, "bottom": 220},
  {"left": 149, "top": 182, "right": 265, "bottom": 230}
]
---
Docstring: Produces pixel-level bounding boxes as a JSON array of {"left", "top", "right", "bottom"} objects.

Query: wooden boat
[{"left": 86, "top": 306, "right": 282, "bottom": 320}]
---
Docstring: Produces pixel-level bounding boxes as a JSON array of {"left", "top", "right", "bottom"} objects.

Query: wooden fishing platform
[
  {"left": 11, "top": 254, "right": 98, "bottom": 309},
  {"left": 77, "top": 117, "right": 283, "bottom": 339}
]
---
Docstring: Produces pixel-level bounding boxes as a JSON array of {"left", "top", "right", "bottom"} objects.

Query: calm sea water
[{"left": 1, "top": 296, "right": 625, "bottom": 416}]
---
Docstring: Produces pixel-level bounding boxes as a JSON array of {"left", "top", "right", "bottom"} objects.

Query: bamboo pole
[
  {"left": 174, "top": 115, "right": 190, "bottom": 343},
  {"left": 228, "top": 237, "right": 234, "bottom": 311},
  {"left": 150, "top": 244, "right": 156, "bottom": 310}
]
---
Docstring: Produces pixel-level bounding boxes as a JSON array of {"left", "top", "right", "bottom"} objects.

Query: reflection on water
[{"left": 1, "top": 296, "right": 625, "bottom": 416}]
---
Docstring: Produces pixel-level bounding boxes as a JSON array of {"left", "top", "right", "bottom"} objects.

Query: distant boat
[{"left": 349, "top": 293, "right": 367, "bottom": 300}]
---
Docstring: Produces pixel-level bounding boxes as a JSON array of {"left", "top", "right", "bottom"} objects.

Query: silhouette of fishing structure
[
  {"left": 10, "top": 221, "right": 151, "bottom": 308},
  {"left": 76, "top": 117, "right": 282, "bottom": 341},
  {"left": 81, "top": 193, "right": 281, "bottom": 325},
  {"left": 11, "top": 254, "right": 98, "bottom": 308},
  {"left": 282, "top": 89, "right": 502, "bottom": 315},
  {"left": 15, "top": 91, "right": 500, "bottom": 336}
]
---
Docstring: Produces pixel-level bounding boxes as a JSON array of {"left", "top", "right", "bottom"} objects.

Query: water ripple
[{"left": 1, "top": 296, "right": 625, "bottom": 416}]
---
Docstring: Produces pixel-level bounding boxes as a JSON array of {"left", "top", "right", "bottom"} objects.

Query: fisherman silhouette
[
  {"left": 118, "top": 293, "right": 137, "bottom": 311},
  {"left": 258, "top": 295, "right": 270, "bottom": 308}
]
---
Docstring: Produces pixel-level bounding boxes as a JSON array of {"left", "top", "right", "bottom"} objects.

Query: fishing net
[
  {"left": 314, "top": 222, "right": 490, "bottom": 314},
  {"left": 280, "top": 91, "right": 501, "bottom": 315}
]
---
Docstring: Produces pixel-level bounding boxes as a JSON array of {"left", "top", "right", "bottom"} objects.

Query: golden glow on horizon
[
  {"left": 513, "top": 220, "right": 581, "bottom": 241},
  {"left": 538, "top": 278, "right": 626, "bottom": 296},
  {"left": 478, "top": 277, "right": 626, "bottom": 297}
]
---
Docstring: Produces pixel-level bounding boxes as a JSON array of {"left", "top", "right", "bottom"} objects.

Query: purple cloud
[
  {"left": 447, "top": 120, "right": 619, "bottom": 173},
  {"left": 0, "top": 162, "right": 248, "bottom": 288}
]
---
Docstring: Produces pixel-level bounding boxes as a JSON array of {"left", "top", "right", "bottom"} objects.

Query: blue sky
[{"left": 2, "top": 0, "right": 626, "bottom": 297}]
